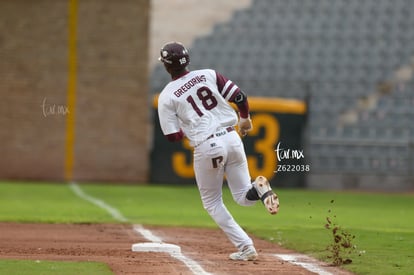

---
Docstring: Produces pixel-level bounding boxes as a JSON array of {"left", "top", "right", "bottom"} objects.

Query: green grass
[
  {"left": 0, "top": 181, "right": 413, "bottom": 275},
  {"left": 0, "top": 182, "right": 118, "bottom": 223},
  {"left": 0, "top": 259, "right": 112, "bottom": 275}
]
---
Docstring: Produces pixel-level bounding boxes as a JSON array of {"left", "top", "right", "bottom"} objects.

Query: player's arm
[
  {"left": 230, "top": 90, "right": 249, "bottom": 118},
  {"left": 158, "top": 97, "right": 185, "bottom": 142},
  {"left": 165, "top": 129, "right": 184, "bottom": 142},
  {"left": 231, "top": 90, "right": 253, "bottom": 136},
  {"left": 216, "top": 71, "right": 252, "bottom": 136}
]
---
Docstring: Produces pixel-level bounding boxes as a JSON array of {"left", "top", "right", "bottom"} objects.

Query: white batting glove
[{"left": 238, "top": 115, "right": 252, "bottom": 137}]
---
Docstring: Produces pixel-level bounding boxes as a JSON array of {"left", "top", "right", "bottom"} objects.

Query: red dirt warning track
[{"left": 0, "top": 223, "right": 353, "bottom": 274}]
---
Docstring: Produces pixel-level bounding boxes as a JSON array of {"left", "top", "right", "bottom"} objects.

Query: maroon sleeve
[
  {"left": 216, "top": 71, "right": 249, "bottom": 118},
  {"left": 232, "top": 92, "right": 250, "bottom": 119},
  {"left": 216, "top": 71, "right": 241, "bottom": 100},
  {"left": 216, "top": 72, "right": 229, "bottom": 92},
  {"left": 165, "top": 129, "right": 184, "bottom": 142}
]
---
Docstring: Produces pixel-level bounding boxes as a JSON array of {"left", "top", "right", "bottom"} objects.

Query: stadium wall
[{"left": 0, "top": 0, "right": 150, "bottom": 182}]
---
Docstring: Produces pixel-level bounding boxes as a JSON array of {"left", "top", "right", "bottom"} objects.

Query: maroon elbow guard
[{"left": 231, "top": 91, "right": 249, "bottom": 118}]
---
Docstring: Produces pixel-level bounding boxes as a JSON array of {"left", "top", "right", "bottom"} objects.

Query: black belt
[{"left": 206, "top": 126, "right": 235, "bottom": 141}]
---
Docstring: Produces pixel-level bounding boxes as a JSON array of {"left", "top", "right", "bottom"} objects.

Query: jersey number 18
[{"left": 186, "top": 87, "right": 218, "bottom": 117}]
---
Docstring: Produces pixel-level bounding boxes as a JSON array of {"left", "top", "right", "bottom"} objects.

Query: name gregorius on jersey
[{"left": 173, "top": 75, "right": 207, "bottom": 97}]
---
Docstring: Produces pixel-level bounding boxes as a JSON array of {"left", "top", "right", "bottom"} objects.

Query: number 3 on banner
[{"left": 247, "top": 114, "right": 280, "bottom": 180}]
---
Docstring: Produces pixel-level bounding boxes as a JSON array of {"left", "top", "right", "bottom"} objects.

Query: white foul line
[
  {"left": 170, "top": 251, "right": 213, "bottom": 275},
  {"left": 133, "top": 225, "right": 163, "bottom": 243},
  {"left": 274, "top": 254, "right": 333, "bottom": 275},
  {"left": 69, "top": 182, "right": 128, "bottom": 222},
  {"left": 69, "top": 182, "right": 211, "bottom": 275}
]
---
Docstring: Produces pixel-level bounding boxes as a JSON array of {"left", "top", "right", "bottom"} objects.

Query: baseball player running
[{"left": 157, "top": 42, "right": 279, "bottom": 261}]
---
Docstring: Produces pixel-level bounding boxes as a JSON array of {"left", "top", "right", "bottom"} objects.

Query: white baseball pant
[{"left": 193, "top": 127, "right": 256, "bottom": 249}]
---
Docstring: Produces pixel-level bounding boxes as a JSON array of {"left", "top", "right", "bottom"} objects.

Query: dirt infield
[{"left": 0, "top": 223, "right": 353, "bottom": 274}]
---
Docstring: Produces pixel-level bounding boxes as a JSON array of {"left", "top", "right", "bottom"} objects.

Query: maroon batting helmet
[{"left": 159, "top": 42, "right": 190, "bottom": 70}]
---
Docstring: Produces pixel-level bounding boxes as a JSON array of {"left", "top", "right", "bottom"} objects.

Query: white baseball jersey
[{"left": 158, "top": 69, "right": 240, "bottom": 146}]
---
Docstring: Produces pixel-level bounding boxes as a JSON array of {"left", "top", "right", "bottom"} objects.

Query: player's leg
[
  {"left": 223, "top": 131, "right": 258, "bottom": 206},
  {"left": 193, "top": 139, "right": 255, "bottom": 252},
  {"left": 224, "top": 131, "right": 280, "bottom": 214}
]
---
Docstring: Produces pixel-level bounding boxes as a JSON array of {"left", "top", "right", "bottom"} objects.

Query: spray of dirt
[{"left": 325, "top": 199, "right": 356, "bottom": 266}]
